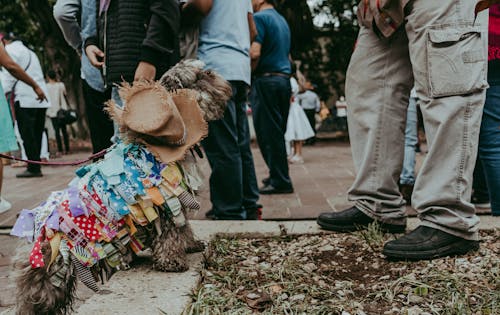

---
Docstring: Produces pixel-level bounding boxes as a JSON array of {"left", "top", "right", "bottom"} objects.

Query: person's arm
[
  {"left": 251, "top": 14, "right": 264, "bottom": 71},
  {"left": 135, "top": 0, "right": 181, "bottom": 81},
  {"left": 314, "top": 93, "right": 321, "bottom": 112},
  {"left": 248, "top": 13, "right": 257, "bottom": 43},
  {"left": 53, "top": 0, "right": 83, "bottom": 52},
  {"left": 0, "top": 44, "right": 46, "bottom": 101},
  {"left": 250, "top": 42, "right": 261, "bottom": 71},
  {"left": 183, "top": 0, "right": 213, "bottom": 16}
]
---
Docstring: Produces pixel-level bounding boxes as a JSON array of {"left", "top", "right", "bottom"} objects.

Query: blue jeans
[
  {"left": 473, "top": 84, "right": 500, "bottom": 216},
  {"left": 251, "top": 75, "right": 293, "bottom": 190},
  {"left": 202, "top": 81, "right": 260, "bottom": 219},
  {"left": 400, "top": 97, "right": 418, "bottom": 185}
]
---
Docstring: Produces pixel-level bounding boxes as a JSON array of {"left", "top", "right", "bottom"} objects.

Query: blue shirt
[
  {"left": 81, "top": 0, "right": 105, "bottom": 92},
  {"left": 197, "top": 0, "right": 253, "bottom": 85},
  {"left": 254, "top": 8, "right": 291, "bottom": 75}
]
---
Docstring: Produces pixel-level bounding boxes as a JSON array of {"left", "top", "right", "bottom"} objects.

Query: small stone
[
  {"left": 290, "top": 294, "right": 306, "bottom": 302},
  {"left": 246, "top": 292, "right": 260, "bottom": 299},
  {"left": 408, "top": 294, "right": 424, "bottom": 303},
  {"left": 341, "top": 311, "right": 351, "bottom": 315},
  {"left": 302, "top": 262, "right": 318, "bottom": 273},
  {"left": 319, "top": 245, "right": 334, "bottom": 252}
]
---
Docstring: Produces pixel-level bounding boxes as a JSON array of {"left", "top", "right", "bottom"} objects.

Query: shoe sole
[
  {"left": 316, "top": 219, "right": 406, "bottom": 234},
  {"left": 383, "top": 241, "right": 480, "bottom": 261},
  {"left": 474, "top": 203, "right": 491, "bottom": 209}
]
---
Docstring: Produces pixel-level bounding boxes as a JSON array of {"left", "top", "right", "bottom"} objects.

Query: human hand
[
  {"left": 33, "top": 86, "right": 47, "bottom": 102},
  {"left": 134, "top": 61, "right": 156, "bottom": 82},
  {"left": 85, "top": 45, "right": 105, "bottom": 68}
]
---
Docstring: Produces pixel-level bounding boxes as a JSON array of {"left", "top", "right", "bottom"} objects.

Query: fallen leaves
[{"left": 185, "top": 230, "right": 500, "bottom": 314}]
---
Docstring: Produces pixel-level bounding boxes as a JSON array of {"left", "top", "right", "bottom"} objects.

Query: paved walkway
[{"left": 0, "top": 139, "right": 492, "bottom": 227}]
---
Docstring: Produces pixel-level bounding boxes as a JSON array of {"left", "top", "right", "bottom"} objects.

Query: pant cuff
[
  {"left": 418, "top": 220, "right": 479, "bottom": 241},
  {"left": 354, "top": 200, "right": 407, "bottom": 226}
]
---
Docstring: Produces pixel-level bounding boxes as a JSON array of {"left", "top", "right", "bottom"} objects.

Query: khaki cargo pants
[{"left": 345, "top": 0, "right": 489, "bottom": 240}]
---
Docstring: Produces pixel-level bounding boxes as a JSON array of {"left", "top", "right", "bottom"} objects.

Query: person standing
[
  {"left": 399, "top": 87, "right": 418, "bottom": 204},
  {"left": 85, "top": 0, "right": 179, "bottom": 87},
  {"left": 187, "top": 0, "right": 262, "bottom": 220},
  {"left": 2, "top": 34, "right": 50, "bottom": 178},
  {"left": 0, "top": 41, "right": 46, "bottom": 212},
  {"left": 472, "top": 4, "right": 500, "bottom": 217},
  {"left": 54, "top": 0, "right": 115, "bottom": 154},
  {"left": 46, "top": 70, "right": 70, "bottom": 156},
  {"left": 250, "top": 0, "right": 293, "bottom": 194},
  {"left": 317, "top": 0, "right": 488, "bottom": 260},
  {"left": 296, "top": 83, "right": 320, "bottom": 144}
]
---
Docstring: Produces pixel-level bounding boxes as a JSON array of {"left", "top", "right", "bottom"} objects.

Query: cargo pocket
[{"left": 426, "top": 27, "right": 487, "bottom": 98}]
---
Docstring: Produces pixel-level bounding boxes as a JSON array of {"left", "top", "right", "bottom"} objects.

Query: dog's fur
[{"left": 13, "top": 60, "right": 231, "bottom": 315}]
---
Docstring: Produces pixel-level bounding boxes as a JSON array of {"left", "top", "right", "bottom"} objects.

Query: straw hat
[{"left": 107, "top": 81, "right": 208, "bottom": 163}]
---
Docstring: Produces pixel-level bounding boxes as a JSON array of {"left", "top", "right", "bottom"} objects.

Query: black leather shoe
[
  {"left": 16, "top": 170, "right": 43, "bottom": 178},
  {"left": 262, "top": 177, "right": 271, "bottom": 186},
  {"left": 205, "top": 209, "right": 216, "bottom": 220},
  {"left": 246, "top": 206, "right": 263, "bottom": 220},
  {"left": 316, "top": 206, "right": 406, "bottom": 233},
  {"left": 259, "top": 184, "right": 294, "bottom": 195},
  {"left": 383, "top": 226, "right": 480, "bottom": 260}
]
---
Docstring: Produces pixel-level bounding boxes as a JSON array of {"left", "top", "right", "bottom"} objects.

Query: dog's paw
[
  {"left": 186, "top": 240, "right": 205, "bottom": 253},
  {"left": 153, "top": 256, "right": 189, "bottom": 272}
]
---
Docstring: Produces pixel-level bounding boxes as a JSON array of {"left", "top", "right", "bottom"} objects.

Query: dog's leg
[
  {"left": 152, "top": 226, "right": 189, "bottom": 272},
  {"left": 14, "top": 241, "right": 77, "bottom": 315},
  {"left": 180, "top": 221, "right": 205, "bottom": 253}
]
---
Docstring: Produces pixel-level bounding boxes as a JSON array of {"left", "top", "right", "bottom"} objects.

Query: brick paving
[{"left": 0, "top": 138, "right": 492, "bottom": 226}]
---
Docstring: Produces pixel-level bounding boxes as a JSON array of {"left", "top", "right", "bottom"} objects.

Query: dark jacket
[{"left": 85, "top": 0, "right": 180, "bottom": 86}]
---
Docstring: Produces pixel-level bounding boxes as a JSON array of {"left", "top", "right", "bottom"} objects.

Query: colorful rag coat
[{"left": 11, "top": 142, "right": 200, "bottom": 290}]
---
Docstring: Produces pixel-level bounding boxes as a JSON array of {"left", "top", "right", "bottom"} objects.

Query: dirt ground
[{"left": 185, "top": 228, "right": 499, "bottom": 315}]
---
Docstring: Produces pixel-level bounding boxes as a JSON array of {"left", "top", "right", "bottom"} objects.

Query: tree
[
  {"left": 276, "top": 0, "right": 359, "bottom": 105},
  {"left": 0, "top": 0, "right": 88, "bottom": 137}
]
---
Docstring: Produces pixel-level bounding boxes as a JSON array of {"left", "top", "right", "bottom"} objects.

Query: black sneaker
[
  {"left": 316, "top": 206, "right": 406, "bottom": 233},
  {"left": 246, "top": 206, "right": 263, "bottom": 220},
  {"left": 16, "top": 170, "right": 43, "bottom": 178},
  {"left": 259, "top": 184, "right": 294, "bottom": 195},
  {"left": 471, "top": 193, "right": 490, "bottom": 209},
  {"left": 383, "top": 226, "right": 480, "bottom": 260},
  {"left": 205, "top": 209, "right": 217, "bottom": 220}
]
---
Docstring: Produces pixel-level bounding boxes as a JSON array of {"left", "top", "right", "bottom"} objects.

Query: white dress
[{"left": 285, "top": 78, "right": 315, "bottom": 143}]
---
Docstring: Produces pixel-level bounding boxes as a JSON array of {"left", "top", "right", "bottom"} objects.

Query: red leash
[{"left": 0, "top": 149, "right": 107, "bottom": 166}]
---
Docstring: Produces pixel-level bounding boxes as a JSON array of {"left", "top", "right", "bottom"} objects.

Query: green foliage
[{"left": 277, "top": 0, "right": 359, "bottom": 103}]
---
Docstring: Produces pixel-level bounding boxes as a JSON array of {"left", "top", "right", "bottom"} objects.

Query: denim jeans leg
[
  {"left": 234, "top": 83, "right": 260, "bottom": 212},
  {"left": 202, "top": 82, "right": 246, "bottom": 219},
  {"left": 478, "top": 84, "right": 500, "bottom": 216},
  {"left": 400, "top": 97, "right": 418, "bottom": 185},
  {"left": 251, "top": 76, "right": 292, "bottom": 190}
]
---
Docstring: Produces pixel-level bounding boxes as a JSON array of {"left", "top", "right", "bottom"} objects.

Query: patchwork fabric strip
[{"left": 10, "top": 143, "right": 200, "bottom": 287}]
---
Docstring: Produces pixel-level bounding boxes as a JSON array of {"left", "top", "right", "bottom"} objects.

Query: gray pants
[{"left": 345, "top": 0, "right": 488, "bottom": 240}]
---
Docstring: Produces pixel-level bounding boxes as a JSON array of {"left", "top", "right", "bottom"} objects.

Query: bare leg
[{"left": 294, "top": 141, "right": 303, "bottom": 157}]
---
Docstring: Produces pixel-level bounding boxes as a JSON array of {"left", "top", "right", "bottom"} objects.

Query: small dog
[{"left": 11, "top": 60, "right": 231, "bottom": 315}]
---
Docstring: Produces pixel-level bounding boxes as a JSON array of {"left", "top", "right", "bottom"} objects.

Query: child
[{"left": 285, "top": 76, "right": 314, "bottom": 164}]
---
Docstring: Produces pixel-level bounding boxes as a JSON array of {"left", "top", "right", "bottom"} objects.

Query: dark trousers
[
  {"left": 473, "top": 84, "right": 500, "bottom": 216},
  {"left": 51, "top": 117, "right": 69, "bottom": 153},
  {"left": 251, "top": 76, "right": 293, "bottom": 189},
  {"left": 14, "top": 102, "right": 46, "bottom": 173},
  {"left": 202, "top": 81, "right": 260, "bottom": 219},
  {"left": 82, "top": 80, "right": 114, "bottom": 153}
]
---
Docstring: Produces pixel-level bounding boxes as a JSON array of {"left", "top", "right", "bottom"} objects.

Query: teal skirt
[{"left": 0, "top": 82, "right": 18, "bottom": 153}]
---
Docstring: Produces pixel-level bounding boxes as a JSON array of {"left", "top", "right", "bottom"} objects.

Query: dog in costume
[{"left": 10, "top": 60, "right": 232, "bottom": 315}]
